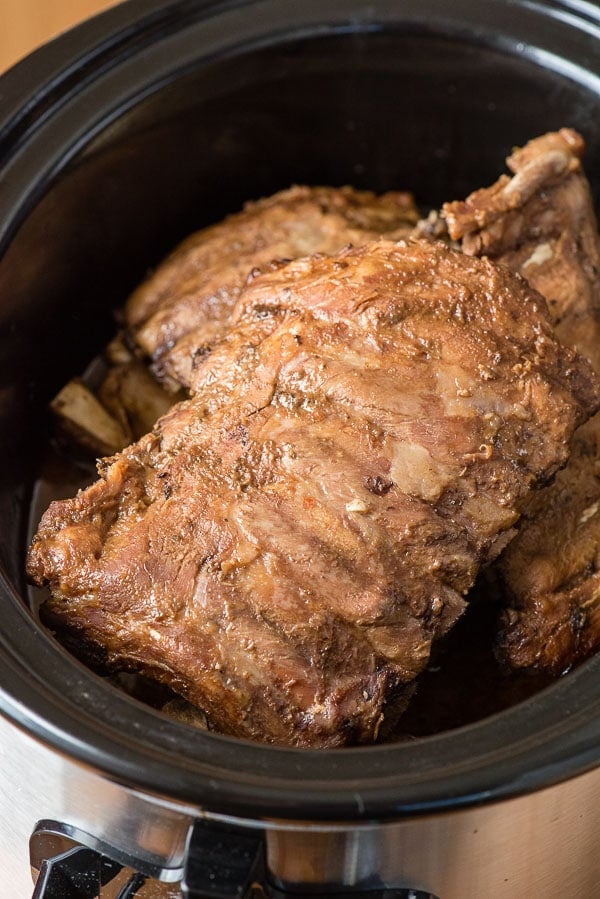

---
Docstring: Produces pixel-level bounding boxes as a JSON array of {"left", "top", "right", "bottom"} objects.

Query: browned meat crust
[
  {"left": 444, "top": 129, "right": 600, "bottom": 369},
  {"left": 497, "top": 420, "right": 600, "bottom": 673},
  {"left": 27, "top": 240, "right": 600, "bottom": 746},
  {"left": 443, "top": 129, "right": 600, "bottom": 674},
  {"left": 125, "top": 185, "right": 419, "bottom": 391}
]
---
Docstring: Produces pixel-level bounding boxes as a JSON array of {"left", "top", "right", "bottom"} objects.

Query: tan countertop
[{"left": 0, "top": 0, "right": 120, "bottom": 74}]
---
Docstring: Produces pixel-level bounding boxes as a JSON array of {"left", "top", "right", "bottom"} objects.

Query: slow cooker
[{"left": 1, "top": 1, "right": 600, "bottom": 896}]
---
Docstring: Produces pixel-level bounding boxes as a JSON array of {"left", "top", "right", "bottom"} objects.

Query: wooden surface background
[{"left": 0, "top": 0, "right": 119, "bottom": 73}]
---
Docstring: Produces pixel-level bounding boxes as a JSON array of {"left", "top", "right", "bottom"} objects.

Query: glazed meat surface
[
  {"left": 444, "top": 129, "right": 600, "bottom": 674},
  {"left": 126, "top": 185, "right": 419, "bottom": 391},
  {"left": 27, "top": 240, "right": 600, "bottom": 746}
]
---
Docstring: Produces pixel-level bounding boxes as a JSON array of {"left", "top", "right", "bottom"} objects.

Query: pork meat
[
  {"left": 443, "top": 129, "right": 600, "bottom": 674},
  {"left": 126, "top": 185, "right": 419, "bottom": 391},
  {"left": 27, "top": 239, "right": 600, "bottom": 745}
]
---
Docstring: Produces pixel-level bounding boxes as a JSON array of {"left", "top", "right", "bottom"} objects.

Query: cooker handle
[{"left": 181, "top": 821, "right": 440, "bottom": 899}]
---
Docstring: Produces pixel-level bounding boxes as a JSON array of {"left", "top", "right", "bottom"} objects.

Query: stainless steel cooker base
[{"left": 4, "top": 713, "right": 600, "bottom": 897}]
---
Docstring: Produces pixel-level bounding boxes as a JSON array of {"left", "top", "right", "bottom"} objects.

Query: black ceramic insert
[{"left": 0, "top": 0, "right": 599, "bottom": 821}]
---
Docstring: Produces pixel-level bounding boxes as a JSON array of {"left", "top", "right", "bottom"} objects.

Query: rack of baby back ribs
[{"left": 27, "top": 128, "right": 600, "bottom": 750}]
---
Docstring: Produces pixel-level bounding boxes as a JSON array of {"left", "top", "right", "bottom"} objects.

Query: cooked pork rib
[
  {"left": 125, "top": 185, "right": 419, "bottom": 391},
  {"left": 55, "top": 188, "right": 417, "bottom": 458},
  {"left": 27, "top": 240, "right": 600, "bottom": 746},
  {"left": 443, "top": 129, "right": 600, "bottom": 674},
  {"left": 443, "top": 129, "right": 600, "bottom": 369},
  {"left": 496, "top": 422, "right": 600, "bottom": 674}
]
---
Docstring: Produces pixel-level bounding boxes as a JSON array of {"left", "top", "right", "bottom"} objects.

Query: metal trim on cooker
[{"left": 1, "top": 0, "right": 600, "bottom": 823}]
